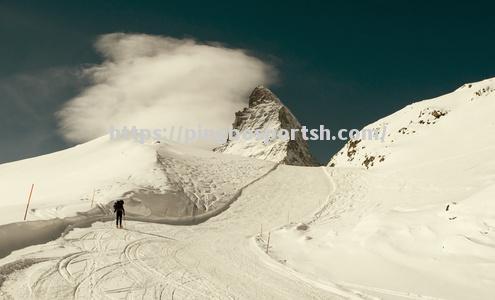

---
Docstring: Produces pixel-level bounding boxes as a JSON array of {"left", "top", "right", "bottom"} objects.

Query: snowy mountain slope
[
  {"left": 0, "top": 137, "right": 168, "bottom": 226},
  {"left": 0, "top": 165, "right": 349, "bottom": 299},
  {"left": 214, "top": 86, "right": 319, "bottom": 166},
  {"left": 265, "top": 77, "right": 495, "bottom": 299},
  {"left": 0, "top": 137, "right": 275, "bottom": 227},
  {"left": 329, "top": 78, "right": 495, "bottom": 169}
]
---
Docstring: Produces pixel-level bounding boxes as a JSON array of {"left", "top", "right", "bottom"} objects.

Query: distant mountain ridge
[{"left": 328, "top": 77, "right": 495, "bottom": 168}]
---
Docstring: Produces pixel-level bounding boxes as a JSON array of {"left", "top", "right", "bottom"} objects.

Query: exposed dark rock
[{"left": 214, "top": 86, "right": 319, "bottom": 166}]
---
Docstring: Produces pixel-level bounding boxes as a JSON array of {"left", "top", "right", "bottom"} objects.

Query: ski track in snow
[
  {"left": 0, "top": 165, "right": 350, "bottom": 300},
  {"left": 257, "top": 167, "right": 449, "bottom": 300}
]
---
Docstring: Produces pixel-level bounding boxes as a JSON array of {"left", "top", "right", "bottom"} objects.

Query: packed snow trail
[{"left": 0, "top": 166, "right": 353, "bottom": 299}]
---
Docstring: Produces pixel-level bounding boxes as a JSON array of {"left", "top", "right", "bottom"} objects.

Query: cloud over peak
[{"left": 57, "top": 33, "right": 276, "bottom": 145}]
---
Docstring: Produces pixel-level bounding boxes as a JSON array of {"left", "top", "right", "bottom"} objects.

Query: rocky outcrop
[
  {"left": 214, "top": 86, "right": 319, "bottom": 166},
  {"left": 328, "top": 77, "right": 495, "bottom": 169}
]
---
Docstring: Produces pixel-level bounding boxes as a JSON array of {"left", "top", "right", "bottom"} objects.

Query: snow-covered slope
[
  {"left": 0, "top": 137, "right": 275, "bottom": 226},
  {"left": 267, "top": 78, "right": 495, "bottom": 299},
  {"left": 329, "top": 78, "right": 495, "bottom": 169},
  {"left": 0, "top": 165, "right": 339, "bottom": 299},
  {"left": 214, "top": 86, "right": 319, "bottom": 166},
  {"left": 0, "top": 137, "right": 168, "bottom": 225}
]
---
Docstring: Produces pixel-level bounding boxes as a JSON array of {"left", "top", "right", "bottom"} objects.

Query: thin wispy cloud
[{"left": 56, "top": 33, "right": 277, "bottom": 146}]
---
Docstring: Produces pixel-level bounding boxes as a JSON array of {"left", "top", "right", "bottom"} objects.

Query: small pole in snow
[
  {"left": 260, "top": 224, "right": 263, "bottom": 238},
  {"left": 23, "top": 184, "right": 35, "bottom": 221},
  {"left": 266, "top": 232, "right": 271, "bottom": 254},
  {"left": 90, "top": 189, "right": 96, "bottom": 207}
]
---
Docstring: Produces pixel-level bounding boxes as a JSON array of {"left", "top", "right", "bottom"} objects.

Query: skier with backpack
[{"left": 113, "top": 200, "right": 125, "bottom": 228}]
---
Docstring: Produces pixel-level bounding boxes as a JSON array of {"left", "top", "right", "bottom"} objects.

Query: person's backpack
[{"left": 114, "top": 200, "right": 124, "bottom": 211}]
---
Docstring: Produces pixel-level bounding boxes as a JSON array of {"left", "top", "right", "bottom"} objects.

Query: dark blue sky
[{"left": 1, "top": 1, "right": 494, "bottom": 164}]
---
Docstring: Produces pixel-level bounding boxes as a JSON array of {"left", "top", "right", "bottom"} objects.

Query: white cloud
[{"left": 56, "top": 33, "right": 276, "bottom": 146}]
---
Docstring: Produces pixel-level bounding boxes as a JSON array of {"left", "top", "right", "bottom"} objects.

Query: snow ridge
[{"left": 328, "top": 77, "right": 495, "bottom": 168}]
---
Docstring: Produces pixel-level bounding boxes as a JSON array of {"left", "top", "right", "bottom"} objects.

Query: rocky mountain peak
[
  {"left": 248, "top": 85, "right": 282, "bottom": 107},
  {"left": 214, "top": 86, "right": 319, "bottom": 166}
]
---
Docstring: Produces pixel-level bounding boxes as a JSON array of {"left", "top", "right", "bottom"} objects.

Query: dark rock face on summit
[{"left": 214, "top": 86, "right": 319, "bottom": 166}]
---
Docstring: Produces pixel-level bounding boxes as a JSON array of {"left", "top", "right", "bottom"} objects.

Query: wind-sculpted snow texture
[
  {"left": 119, "top": 144, "right": 278, "bottom": 221},
  {"left": 156, "top": 144, "right": 276, "bottom": 213}
]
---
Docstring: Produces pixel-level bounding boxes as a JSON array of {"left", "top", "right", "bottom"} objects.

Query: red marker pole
[{"left": 23, "top": 184, "right": 35, "bottom": 221}]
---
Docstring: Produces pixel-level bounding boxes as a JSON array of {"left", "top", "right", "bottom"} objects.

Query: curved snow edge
[{"left": 0, "top": 163, "right": 281, "bottom": 259}]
